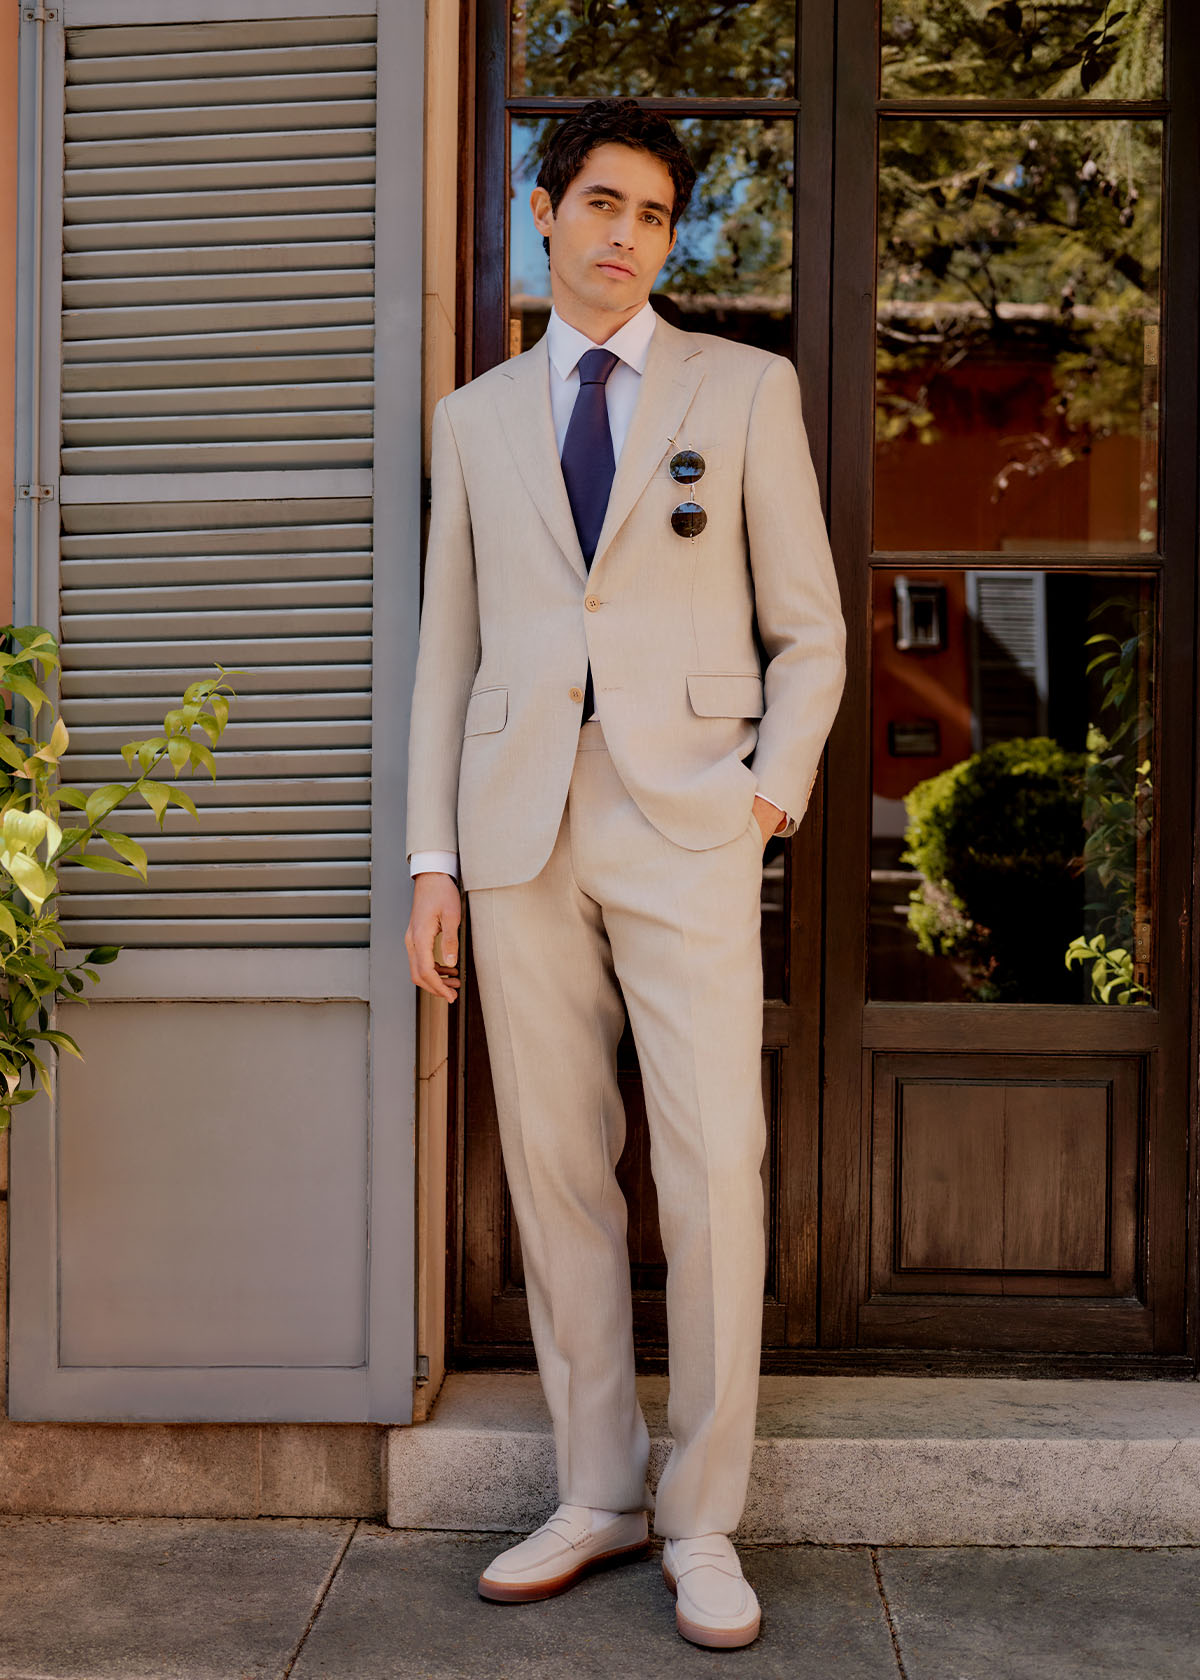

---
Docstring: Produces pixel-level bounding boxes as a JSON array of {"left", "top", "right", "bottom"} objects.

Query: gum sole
[
  {"left": 477, "top": 1538, "right": 651, "bottom": 1604},
  {"left": 661, "top": 1558, "right": 762, "bottom": 1649}
]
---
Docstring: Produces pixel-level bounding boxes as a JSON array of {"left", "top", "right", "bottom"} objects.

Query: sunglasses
[{"left": 668, "top": 448, "right": 707, "bottom": 538}]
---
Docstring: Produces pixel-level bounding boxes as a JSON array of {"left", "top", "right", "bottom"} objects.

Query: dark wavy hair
[{"left": 534, "top": 97, "right": 697, "bottom": 259}]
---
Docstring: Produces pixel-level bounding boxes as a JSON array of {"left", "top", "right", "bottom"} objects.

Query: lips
[{"left": 597, "top": 261, "right": 634, "bottom": 277}]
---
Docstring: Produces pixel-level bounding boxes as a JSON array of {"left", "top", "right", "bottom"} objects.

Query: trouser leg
[
  {"left": 567, "top": 730, "right": 768, "bottom": 1540},
  {"left": 468, "top": 786, "right": 650, "bottom": 1513}
]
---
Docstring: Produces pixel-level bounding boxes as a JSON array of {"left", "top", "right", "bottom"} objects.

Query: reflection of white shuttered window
[
  {"left": 966, "top": 570, "right": 1049, "bottom": 750},
  {"left": 57, "top": 16, "right": 377, "bottom": 945}
]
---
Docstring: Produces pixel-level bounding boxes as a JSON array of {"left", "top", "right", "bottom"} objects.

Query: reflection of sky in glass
[{"left": 511, "top": 119, "right": 779, "bottom": 299}]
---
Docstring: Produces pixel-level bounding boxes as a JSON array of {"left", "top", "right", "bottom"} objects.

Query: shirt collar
[{"left": 546, "top": 298, "right": 658, "bottom": 381}]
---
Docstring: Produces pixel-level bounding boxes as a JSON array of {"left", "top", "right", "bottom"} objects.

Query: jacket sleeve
[
  {"left": 742, "top": 353, "right": 847, "bottom": 834},
  {"left": 405, "top": 394, "right": 481, "bottom": 860}
]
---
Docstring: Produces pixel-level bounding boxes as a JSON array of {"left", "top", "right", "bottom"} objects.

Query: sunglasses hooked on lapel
[{"left": 667, "top": 437, "right": 707, "bottom": 538}]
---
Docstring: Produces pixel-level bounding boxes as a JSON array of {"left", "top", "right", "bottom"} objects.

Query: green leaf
[
  {"left": 102, "top": 832, "right": 148, "bottom": 876},
  {"left": 28, "top": 1029, "right": 83, "bottom": 1059},
  {"left": 194, "top": 712, "right": 220, "bottom": 746},
  {"left": 56, "top": 787, "right": 88, "bottom": 810},
  {"left": 167, "top": 737, "right": 190, "bottom": 772},
  {"left": 83, "top": 946, "right": 120, "bottom": 965},
  {"left": 70, "top": 853, "right": 142, "bottom": 878},
  {"left": 0, "top": 904, "right": 18, "bottom": 943},
  {"left": 140, "top": 781, "right": 170, "bottom": 824},
  {"left": 209, "top": 694, "right": 229, "bottom": 734},
  {"left": 5, "top": 672, "right": 46, "bottom": 715},
  {"left": 189, "top": 741, "right": 217, "bottom": 780},
  {"left": 0, "top": 736, "right": 27, "bottom": 772},
  {"left": 166, "top": 785, "right": 198, "bottom": 821},
  {"left": 4, "top": 850, "right": 54, "bottom": 909},
  {"left": 3, "top": 807, "right": 48, "bottom": 851},
  {"left": 85, "top": 784, "right": 127, "bottom": 826}
]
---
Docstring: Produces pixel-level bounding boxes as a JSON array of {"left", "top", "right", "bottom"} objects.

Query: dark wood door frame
[{"left": 445, "top": 0, "right": 1200, "bottom": 1377}]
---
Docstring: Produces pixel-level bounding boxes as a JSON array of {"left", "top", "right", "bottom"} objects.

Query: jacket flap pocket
[
  {"left": 464, "top": 686, "right": 508, "bottom": 736},
  {"left": 686, "top": 672, "right": 765, "bottom": 719}
]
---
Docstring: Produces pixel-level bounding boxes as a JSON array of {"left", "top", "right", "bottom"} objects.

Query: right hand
[{"left": 405, "top": 872, "right": 463, "bottom": 1003}]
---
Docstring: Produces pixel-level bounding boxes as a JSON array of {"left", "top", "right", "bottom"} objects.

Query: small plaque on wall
[{"left": 888, "top": 719, "right": 941, "bottom": 757}]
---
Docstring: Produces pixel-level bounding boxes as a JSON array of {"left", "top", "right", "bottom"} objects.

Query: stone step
[{"left": 386, "top": 1371, "right": 1200, "bottom": 1545}]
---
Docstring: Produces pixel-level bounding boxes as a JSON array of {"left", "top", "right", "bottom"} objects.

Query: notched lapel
[
  {"left": 493, "top": 336, "right": 588, "bottom": 582},
  {"left": 492, "top": 315, "right": 704, "bottom": 584},
  {"left": 590, "top": 322, "right": 703, "bottom": 574}
]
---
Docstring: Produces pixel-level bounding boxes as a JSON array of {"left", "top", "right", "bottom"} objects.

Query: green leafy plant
[
  {"left": 902, "top": 735, "right": 1088, "bottom": 1001},
  {"left": 0, "top": 626, "right": 237, "bottom": 1125},
  {"left": 1063, "top": 588, "right": 1154, "bottom": 1003}
]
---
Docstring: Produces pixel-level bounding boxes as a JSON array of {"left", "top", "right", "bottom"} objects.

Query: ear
[{"left": 529, "top": 185, "right": 554, "bottom": 238}]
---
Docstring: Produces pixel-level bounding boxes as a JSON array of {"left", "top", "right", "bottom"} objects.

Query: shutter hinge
[
  {"left": 18, "top": 483, "right": 56, "bottom": 502},
  {"left": 414, "top": 1353, "right": 430, "bottom": 1387},
  {"left": 22, "top": 8, "right": 59, "bottom": 21}
]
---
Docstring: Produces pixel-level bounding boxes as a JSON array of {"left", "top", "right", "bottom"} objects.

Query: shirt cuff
[
  {"left": 755, "top": 795, "right": 790, "bottom": 834},
  {"left": 409, "top": 850, "right": 459, "bottom": 880}
]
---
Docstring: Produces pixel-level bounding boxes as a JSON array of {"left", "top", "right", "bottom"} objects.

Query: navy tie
[{"left": 560, "top": 347, "right": 619, "bottom": 719}]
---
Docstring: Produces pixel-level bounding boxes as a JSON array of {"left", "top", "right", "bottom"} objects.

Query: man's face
[{"left": 531, "top": 141, "right": 679, "bottom": 321}]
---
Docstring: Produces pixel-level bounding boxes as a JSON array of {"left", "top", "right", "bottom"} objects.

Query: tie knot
[{"left": 577, "top": 347, "right": 620, "bottom": 386}]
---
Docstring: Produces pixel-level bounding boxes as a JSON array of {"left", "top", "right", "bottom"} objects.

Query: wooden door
[
  {"left": 450, "top": 0, "right": 1199, "bottom": 1376},
  {"left": 821, "top": 0, "right": 1197, "bottom": 1372}
]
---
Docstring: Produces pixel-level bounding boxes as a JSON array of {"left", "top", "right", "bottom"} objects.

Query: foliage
[
  {"left": 0, "top": 626, "right": 237, "bottom": 1127},
  {"left": 902, "top": 736, "right": 1088, "bottom": 1001},
  {"left": 1063, "top": 587, "right": 1153, "bottom": 1002}
]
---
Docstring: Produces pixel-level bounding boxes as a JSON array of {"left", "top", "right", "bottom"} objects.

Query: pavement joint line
[
  {"left": 869, "top": 1546, "right": 910, "bottom": 1680},
  {"left": 278, "top": 1517, "right": 360, "bottom": 1680}
]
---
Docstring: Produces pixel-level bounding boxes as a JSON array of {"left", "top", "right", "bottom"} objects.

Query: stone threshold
[{"left": 386, "top": 1371, "right": 1200, "bottom": 1545}]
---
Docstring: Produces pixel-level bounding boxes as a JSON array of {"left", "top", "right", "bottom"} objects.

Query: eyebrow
[{"left": 578, "top": 182, "right": 673, "bottom": 217}]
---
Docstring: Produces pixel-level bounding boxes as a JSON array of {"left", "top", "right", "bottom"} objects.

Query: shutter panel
[
  {"left": 56, "top": 12, "right": 377, "bottom": 945},
  {"left": 10, "top": 0, "right": 422, "bottom": 1424}
]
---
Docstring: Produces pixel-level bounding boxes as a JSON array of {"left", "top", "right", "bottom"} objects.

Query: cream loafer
[
  {"left": 661, "top": 1533, "right": 761, "bottom": 1648},
  {"left": 477, "top": 1504, "right": 650, "bottom": 1603}
]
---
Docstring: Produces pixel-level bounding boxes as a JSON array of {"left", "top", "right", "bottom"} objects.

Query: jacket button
[
  {"left": 569, "top": 686, "right": 584, "bottom": 703},
  {"left": 585, "top": 595, "right": 600, "bottom": 611}
]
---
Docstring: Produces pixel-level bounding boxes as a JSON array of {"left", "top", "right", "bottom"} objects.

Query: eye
[{"left": 590, "top": 198, "right": 612, "bottom": 210}]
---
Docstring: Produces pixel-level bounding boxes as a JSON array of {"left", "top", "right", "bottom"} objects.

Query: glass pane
[
  {"left": 510, "top": 115, "right": 794, "bottom": 353},
  {"left": 511, "top": 0, "right": 796, "bottom": 99},
  {"left": 869, "top": 570, "right": 1154, "bottom": 1004},
  {"left": 875, "top": 118, "right": 1162, "bottom": 554},
  {"left": 881, "top": 0, "right": 1164, "bottom": 101}
]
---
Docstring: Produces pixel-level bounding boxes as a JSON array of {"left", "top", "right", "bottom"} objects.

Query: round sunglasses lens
[
  {"left": 669, "top": 448, "right": 705, "bottom": 484},
  {"left": 671, "top": 501, "right": 707, "bottom": 538}
]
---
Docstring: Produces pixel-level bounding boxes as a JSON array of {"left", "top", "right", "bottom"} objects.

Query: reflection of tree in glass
[
  {"left": 876, "top": 117, "right": 1160, "bottom": 501},
  {"left": 512, "top": 0, "right": 795, "bottom": 100},
  {"left": 881, "top": 0, "right": 1163, "bottom": 100},
  {"left": 1064, "top": 588, "right": 1153, "bottom": 1003}
]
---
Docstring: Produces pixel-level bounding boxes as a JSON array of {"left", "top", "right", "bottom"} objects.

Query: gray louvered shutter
[
  {"left": 9, "top": 0, "right": 422, "bottom": 1425},
  {"left": 56, "top": 11, "right": 377, "bottom": 944}
]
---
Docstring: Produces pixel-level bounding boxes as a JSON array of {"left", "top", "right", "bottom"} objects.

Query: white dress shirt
[{"left": 410, "top": 300, "right": 786, "bottom": 879}]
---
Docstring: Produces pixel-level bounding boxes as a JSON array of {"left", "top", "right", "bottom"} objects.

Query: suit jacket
[{"left": 405, "top": 311, "right": 847, "bottom": 892}]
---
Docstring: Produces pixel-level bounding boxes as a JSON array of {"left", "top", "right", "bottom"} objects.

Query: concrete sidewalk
[{"left": 1, "top": 1517, "right": 1200, "bottom": 1679}]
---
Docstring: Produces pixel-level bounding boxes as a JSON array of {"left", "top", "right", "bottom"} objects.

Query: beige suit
[
  {"left": 407, "top": 312, "right": 846, "bottom": 1539},
  {"left": 406, "top": 314, "right": 846, "bottom": 888}
]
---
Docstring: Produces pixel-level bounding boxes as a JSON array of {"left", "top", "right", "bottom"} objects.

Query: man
[{"left": 405, "top": 97, "right": 845, "bottom": 1650}]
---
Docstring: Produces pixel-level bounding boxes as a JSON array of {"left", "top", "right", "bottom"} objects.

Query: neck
[{"left": 551, "top": 292, "right": 645, "bottom": 345}]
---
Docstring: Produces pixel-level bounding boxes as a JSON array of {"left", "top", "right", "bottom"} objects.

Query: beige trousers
[{"left": 468, "top": 719, "right": 767, "bottom": 1539}]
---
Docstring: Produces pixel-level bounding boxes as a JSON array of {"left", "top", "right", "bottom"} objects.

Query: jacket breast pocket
[
  {"left": 463, "top": 686, "right": 508, "bottom": 737},
  {"left": 686, "top": 672, "right": 765, "bottom": 719}
]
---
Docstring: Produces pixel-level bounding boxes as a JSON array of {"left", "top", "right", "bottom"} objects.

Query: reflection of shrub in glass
[
  {"left": 1064, "top": 590, "right": 1154, "bottom": 1004},
  {"left": 902, "top": 737, "right": 1088, "bottom": 1002}
]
